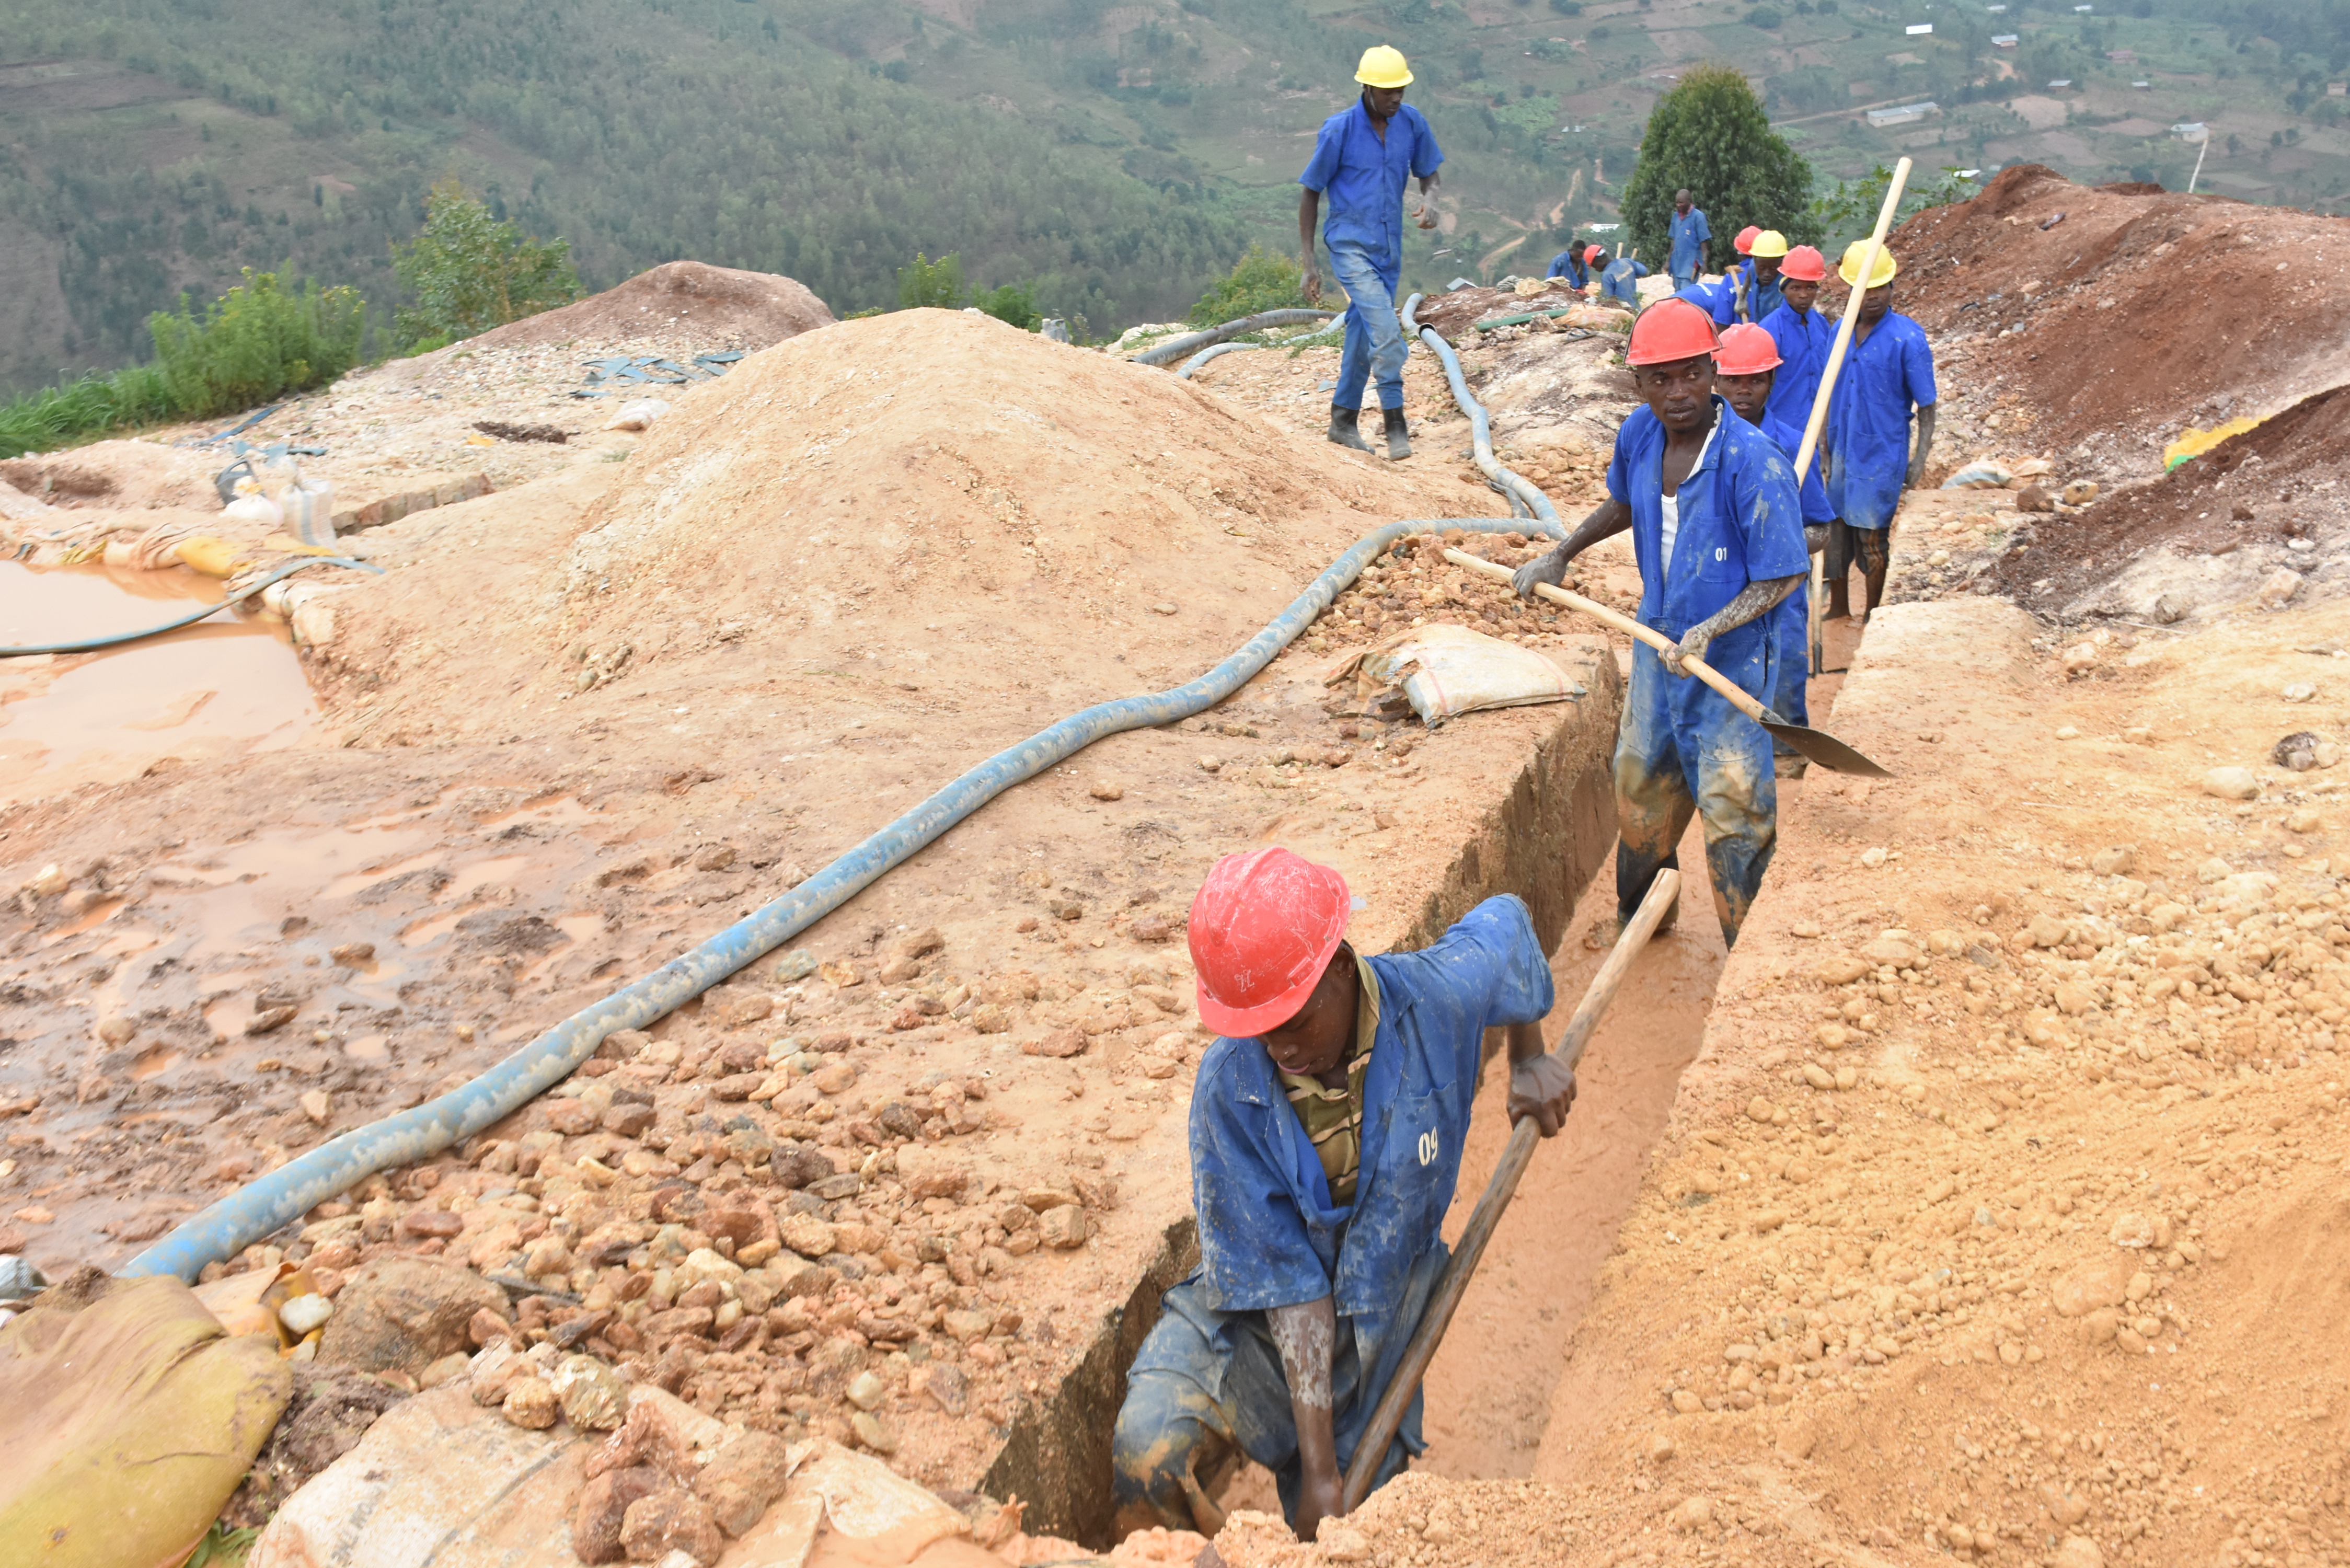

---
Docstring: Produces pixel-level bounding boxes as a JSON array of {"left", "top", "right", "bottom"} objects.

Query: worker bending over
[
  {"left": 1715, "top": 322, "right": 1836, "bottom": 779},
  {"left": 1299, "top": 45, "right": 1444, "bottom": 460},
  {"left": 1512, "top": 300, "right": 1806, "bottom": 948},
  {"left": 1112, "top": 849, "right": 1575, "bottom": 1542},
  {"left": 1547, "top": 235, "right": 1591, "bottom": 290},
  {"left": 1823, "top": 240, "right": 1937, "bottom": 621},
  {"left": 1598, "top": 251, "right": 1649, "bottom": 311}
]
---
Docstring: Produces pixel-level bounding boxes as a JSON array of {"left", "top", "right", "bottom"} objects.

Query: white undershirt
[{"left": 1658, "top": 413, "right": 1719, "bottom": 575}]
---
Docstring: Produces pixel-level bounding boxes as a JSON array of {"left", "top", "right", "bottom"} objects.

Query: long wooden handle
[
  {"left": 1791, "top": 157, "right": 1912, "bottom": 486},
  {"left": 1338, "top": 868, "right": 1683, "bottom": 1513},
  {"left": 1443, "top": 548, "right": 1768, "bottom": 723}
]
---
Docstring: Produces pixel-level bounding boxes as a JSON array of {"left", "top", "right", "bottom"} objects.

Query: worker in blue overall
[
  {"left": 1547, "top": 236, "right": 1591, "bottom": 288},
  {"left": 1715, "top": 322, "right": 1837, "bottom": 779},
  {"left": 1823, "top": 240, "right": 1937, "bottom": 621},
  {"left": 1110, "top": 848, "right": 1577, "bottom": 1542},
  {"left": 1512, "top": 298, "right": 1807, "bottom": 948},
  {"left": 1758, "top": 244, "right": 1834, "bottom": 431},
  {"left": 1736, "top": 230, "right": 1789, "bottom": 324},
  {"left": 1667, "top": 189, "right": 1711, "bottom": 290},
  {"left": 1299, "top": 45, "right": 1445, "bottom": 461},
  {"left": 1598, "top": 252, "right": 1650, "bottom": 310}
]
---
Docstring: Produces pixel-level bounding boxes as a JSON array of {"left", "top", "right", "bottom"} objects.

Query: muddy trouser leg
[
  {"left": 1684, "top": 649, "right": 1780, "bottom": 948},
  {"left": 1115, "top": 1277, "right": 1400, "bottom": 1534},
  {"left": 1614, "top": 642, "right": 1699, "bottom": 929},
  {"left": 1770, "top": 601, "right": 1808, "bottom": 762}
]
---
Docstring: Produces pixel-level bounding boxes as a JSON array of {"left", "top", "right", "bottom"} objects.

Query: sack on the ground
[{"left": 1331, "top": 622, "right": 1585, "bottom": 728}]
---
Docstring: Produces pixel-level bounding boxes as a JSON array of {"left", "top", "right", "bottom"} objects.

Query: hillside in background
[{"left": 3, "top": 0, "right": 2345, "bottom": 395}]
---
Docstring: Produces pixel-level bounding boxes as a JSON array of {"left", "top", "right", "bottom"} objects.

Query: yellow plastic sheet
[
  {"left": 2164, "top": 416, "right": 2264, "bottom": 471},
  {"left": 0, "top": 1274, "right": 292, "bottom": 1568}
]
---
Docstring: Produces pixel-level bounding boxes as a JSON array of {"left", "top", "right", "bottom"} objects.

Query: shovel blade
[{"left": 1762, "top": 720, "right": 1892, "bottom": 778}]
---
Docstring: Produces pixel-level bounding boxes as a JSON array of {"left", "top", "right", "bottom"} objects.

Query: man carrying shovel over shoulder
[
  {"left": 1510, "top": 299, "right": 1807, "bottom": 949},
  {"left": 1822, "top": 239, "right": 1937, "bottom": 622},
  {"left": 1299, "top": 45, "right": 1444, "bottom": 460},
  {"left": 1111, "top": 848, "right": 1575, "bottom": 1543}
]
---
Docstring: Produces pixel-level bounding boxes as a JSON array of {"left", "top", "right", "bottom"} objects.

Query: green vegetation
[
  {"left": 391, "top": 180, "right": 581, "bottom": 351},
  {"left": 1185, "top": 244, "right": 1310, "bottom": 327},
  {"left": 2, "top": 266, "right": 364, "bottom": 458},
  {"left": 1622, "top": 67, "right": 1819, "bottom": 267},
  {"left": 1811, "top": 164, "right": 1982, "bottom": 259},
  {"left": 897, "top": 253, "right": 967, "bottom": 312},
  {"left": 181, "top": 1522, "right": 260, "bottom": 1568},
  {"left": 972, "top": 282, "right": 1042, "bottom": 332}
]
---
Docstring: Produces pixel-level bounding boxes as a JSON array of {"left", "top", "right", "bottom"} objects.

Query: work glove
[
  {"left": 1511, "top": 547, "right": 1571, "bottom": 602},
  {"left": 1665, "top": 626, "right": 1711, "bottom": 678}
]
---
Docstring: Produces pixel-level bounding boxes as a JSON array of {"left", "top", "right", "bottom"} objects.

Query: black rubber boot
[
  {"left": 1327, "top": 403, "right": 1372, "bottom": 452},
  {"left": 1382, "top": 406, "right": 1412, "bottom": 459}
]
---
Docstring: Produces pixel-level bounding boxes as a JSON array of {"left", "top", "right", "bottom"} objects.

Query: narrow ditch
[{"left": 976, "top": 592, "right": 1879, "bottom": 1546}]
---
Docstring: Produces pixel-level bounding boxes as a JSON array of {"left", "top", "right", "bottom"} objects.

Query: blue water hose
[
  {"left": 1131, "top": 308, "right": 1337, "bottom": 368},
  {"left": 1401, "top": 293, "right": 1564, "bottom": 532},
  {"left": 0, "top": 556, "right": 384, "bottom": 658},
  {"left": 122, "top": 508, "right": 1566, "bottom": 1281}
]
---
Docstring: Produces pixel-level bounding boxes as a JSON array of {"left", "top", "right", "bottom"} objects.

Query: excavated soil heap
[
  {"left": 461, "top": 259, "right": 835, "bottom": 353},
  {"left": 320, "top": 306, "right": 1492, "bottom": 746},
  {"left": 1889, "top": 164, "right": 2350, "bottom": 449},
  {"left": 1985, "top": 382, "right": 2350, "bottom": 614}
]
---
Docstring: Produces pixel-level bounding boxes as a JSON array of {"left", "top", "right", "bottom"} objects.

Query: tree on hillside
[
  {"left": 1185, "top": 244, "right": 1309, "bottom": 327},
  {"left": 391, "top": 179, "right": 582, "bottom": 349},
  {"left": 1621, "top": 66, "right": 1818, "bottom": 272}
]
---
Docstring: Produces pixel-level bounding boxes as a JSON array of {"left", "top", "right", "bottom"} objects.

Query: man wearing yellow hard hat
[
  {"left": 1736, "top": 229, "right": 1789, "bottom": 322},
  {"left": 1298, "top": 45, "right": 1444, "bottom": 460},
  {"left": 1822, "top": 239, "right": 1937, "bottom": 622}
]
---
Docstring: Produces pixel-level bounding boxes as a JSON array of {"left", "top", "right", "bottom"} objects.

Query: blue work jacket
[
  {"left": 1548, "top": 248, "right": 1589, "bottom": 287},
  {"left": 1607, "top": 398, "right": 1810, "bottom": 649},
  {"left": 1759, "top": 304, "right": 1836, "bottom": 433},
  {"left": 1735, "top": 265, "right": 1785, "bottom": 324},
  {"left": 1300, "top": 100, "right": 1445, "bottom": 269},
  {"left": 1757, "top": 407, "right": 1836, "bottom": 525},
  {"left": 1826, "top": 310, "right": 1937, "bottom": 531},
  {"left": 1675, "top": 276, "right": 1740, "bottom": 326},
  {"left": 1188, "top": 896, "right": 1553, "bottom": 1465},
  {"left": 1599, "top": 258, "right": 1649, "bottom": 309},
  {"left": 1668, "top": 207, "right": 1711, "bottom": 275}
]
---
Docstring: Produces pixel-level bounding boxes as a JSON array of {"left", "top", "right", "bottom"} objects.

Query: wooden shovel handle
[{"left": 1442, "top": 548, "right": 1769, "bottom": 723}]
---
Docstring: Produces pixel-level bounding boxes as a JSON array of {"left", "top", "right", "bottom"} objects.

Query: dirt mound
[
  {"left": 0, "top": 441, "right": 220, "bottom": 512},
  {"left": 1888, "top": 165, "right": 2350, "bottom": 452},
  {"left": 1982, "top": 382, "right": 2350, "bottom": 618},
  {"left": 318, "top": 306, "right": 1493, "bottom": 747},
  {"left": 1413, "top": 278, "right": 1619, "bottom": 343},
  {"left": 464, "top": 259, "right": 835, "bottom": 353}
]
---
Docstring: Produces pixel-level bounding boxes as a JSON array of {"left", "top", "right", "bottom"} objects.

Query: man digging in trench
[{"left": 1110, "top": 848, "right": 1576, "bottom": 1543}]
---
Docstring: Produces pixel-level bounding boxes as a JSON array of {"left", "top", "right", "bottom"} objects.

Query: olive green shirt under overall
[{"left": 1278, "top": 955, "right": 1381, "bottom": 1206}]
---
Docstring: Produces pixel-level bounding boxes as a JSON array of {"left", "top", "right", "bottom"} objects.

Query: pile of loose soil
[
  {"left": 1982, "top": 383, "right": 2350, "bottom": 618},
  {"left": 1887, "top": 164, "right": 2350, "bottom": 453},
  {"left": 459, "top": 260, "right": 834, "bottom": 354},
  {"left": 1411, "top": 279, "right": 1623, "bottom": 343}
]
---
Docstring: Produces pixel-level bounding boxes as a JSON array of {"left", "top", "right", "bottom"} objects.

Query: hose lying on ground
[
  {"left": 124, "top": 506, "right": 1564, "bottom": 1281},
  {"left": 0, "top": 556, "right": 384, "bottom": 658},
  {"left": 1176, "top": 319, "right": 1345, "bottom": 379},
  {"left": 1131, "top": 308, "right": 1337, "bottom": 368},
  {"left": 1402, "top": 293, "right": 1564, "bottom": 532}
]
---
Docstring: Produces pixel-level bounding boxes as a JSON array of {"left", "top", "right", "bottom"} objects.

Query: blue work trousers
[
  {"left": 1328, "top": 241, "right": 1409, "bottom": 412},
  {"left": 1615, "top": 635, "right": 1779, "bottom": 947},
  {"left": 1771, "top": 594, "right": 1811, "bottom": 764},
  {"left": 1113, "top": 1275, "right": 1413, "bottom": 1534}
]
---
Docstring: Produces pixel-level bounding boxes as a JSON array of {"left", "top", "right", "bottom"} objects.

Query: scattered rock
[
  {"left": 2283, "top": 682, "right": 2319, "bottom": 704},
  {"left": 298, "top": 1089, "right": 335, "bottom": 1126},
  {"left": 780, "top": 1214, "right": 837, "bottom": 1258},
  {"left": 1814, "top": 954, "right": 1871, "bottom": 985},
  {"left": 620, "top": 1486, "right": 724, "bottom": 1564},
  {"left": 501, "top": 1376, "right": 559, "bottom": 1429},
  {"left": 1036, "top": 1205, "right": 1089, "bottom": 1249},
  {"left": 2287, "top": 807, "right": 2323, "bottom": 833},
  {"left": 2255, "top": 567, "right": 2303, "bottom": 610},
  {"left": 1088, "top": 779, "right": 1125, "bottom": 801},
  {"left": 551, "top": 1353, "right": 630, "bottom": 1431},
  {"left": 2054, "top": 1536, "right": 2105, "bottom": 1568},
  {"left": 849, "top": 1411, "right": 898, "bottom": 1455},
  {"left": 694, "top": 1430, "right": 792, "bottom": 1537},
  {"left": 2274, "top": 731, "right": 2323, "bottom": 771},
  {"left": 1022, "top": 1028, "right": 1088, "bottom": 1059},
  {"left": 2201, "top": 766, "right": 2260, "bottom": 801},
  {"left": 1672, "top": 1495, "right": 1713, "bottom": 1531},
  {"left": 574, "top": 1465, "right": 664, "bottom": 1564},
  {"left": 2089, "top": 845, "right": 2137, "bottom": 875},
  {"left": 318, "top": 1259, "right": 510, "bottom": 1376}
]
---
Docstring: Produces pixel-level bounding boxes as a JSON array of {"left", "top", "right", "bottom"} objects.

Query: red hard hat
[
  {"left": 1734, "top": 224, "right": 1761, "bottom": 255},
  {"left": 1714, "top": 322, "right": 1783, "bottom": 376},
  {"left": 1584, "top": 244, "right": 1605, "bottom": 263},
  {"left": 1778, "top": 244, "right": 1828, "bottom": 282},
  {"left": 1188, "top": 847, "right": 1351, "bottom": 1037},
  {"left": 1626, "top": 298, "right": 1720, "bottom": 366}
]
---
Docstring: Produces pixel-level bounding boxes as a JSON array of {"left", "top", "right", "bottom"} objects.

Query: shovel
[
  {"left": 1340, "top": 868, "right": 1681, "bottom": 1513},
  {"left": 1444, "top": 549, "right": 1892, "bottom": 777}
]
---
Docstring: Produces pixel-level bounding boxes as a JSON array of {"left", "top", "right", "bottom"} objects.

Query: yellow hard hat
[
  {"left": 1748, "top": 229, "right": 1790, "bottom": 259},
  {"left": 1837, "top": 239, "right": 1899, "bottom": 287},
  {"left": 1356, "top": 45, "right": 1413, "bottom": 88}
]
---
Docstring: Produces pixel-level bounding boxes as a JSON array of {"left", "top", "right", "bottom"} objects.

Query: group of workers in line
[{"left": 1110, "top": 44, "right": 1940, "bottom": 1557}]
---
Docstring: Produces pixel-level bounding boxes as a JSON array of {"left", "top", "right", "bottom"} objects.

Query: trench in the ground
[{"left": 978, "top": 585, "right": 1877, "bottom": 1547}]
